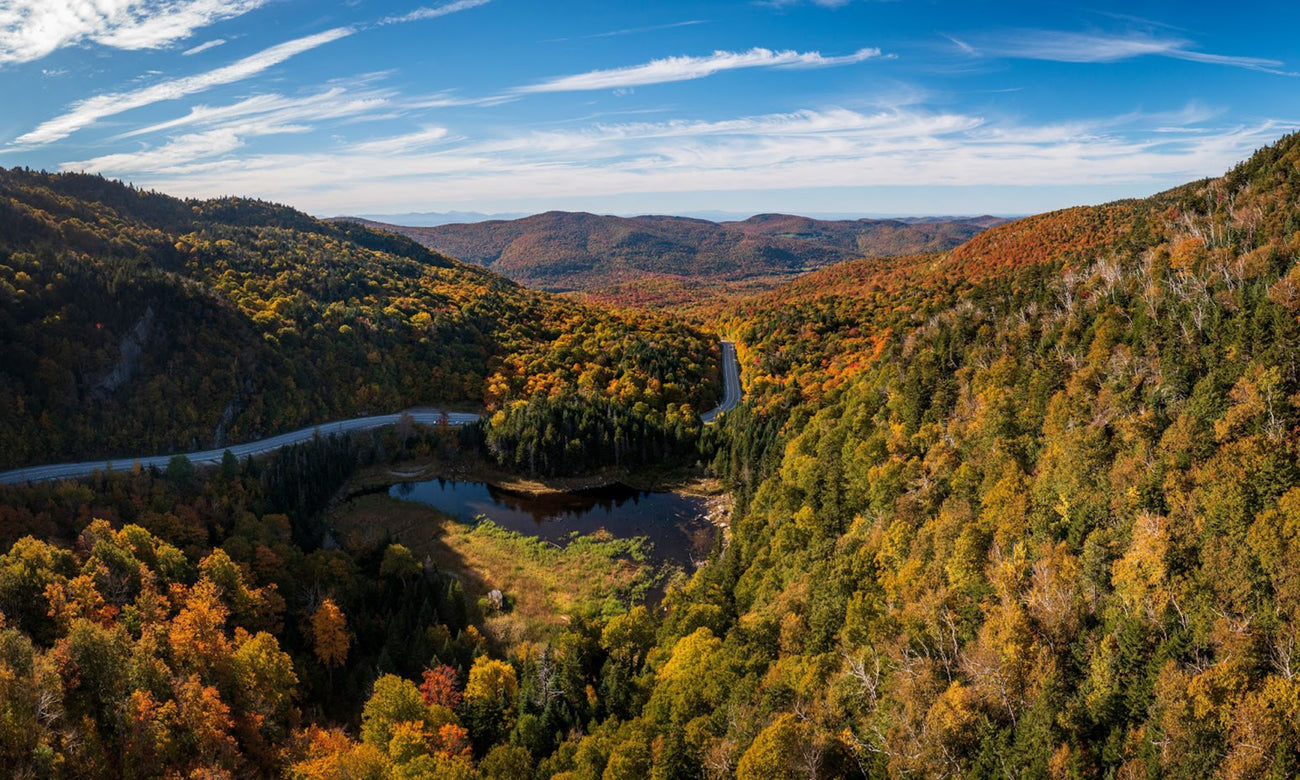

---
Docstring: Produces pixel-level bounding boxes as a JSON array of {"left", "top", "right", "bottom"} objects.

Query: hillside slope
[
  {"left": 636, "top": 133, "right": 1300, "bottom": 776},
  {"left": 0, "top": 169, "right": 720, "bottom": 469}
]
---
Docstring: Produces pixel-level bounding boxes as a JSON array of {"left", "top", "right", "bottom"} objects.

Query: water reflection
[{"left": 388, "top": 478, "right": 714, "bottom": 567}]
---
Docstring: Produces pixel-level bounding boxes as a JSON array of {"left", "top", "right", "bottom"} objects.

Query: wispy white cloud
[
  {"left": 29, "top": 0, "right": 497, "bottom": 148},
  {"left": 942, "top": 35, "right": 977, "bottom": 56},
  {"left": 115, "top": 84, "right": 395, "bottom": 139},
  {"left": 474, "top": 108, "right": 976, "bottom": 154},
  {"left": 1087, "top": 11, "right": 1186, "bottom": 33},
  {"left": 971, "top": 30, "right": 1294, "bottom": 75},
  {"left": 64, "top": 103, "right": 376, "bottom": 175},
  {"left": 514, "top": 46, "right": 883, "bottom": 93},
  {"left": 545, "top": 20, "right": 706, "bottom": 43},
  {"left": 762, "top": 0, "right": 855, "bottom": 8},
  {"left": 380, "top": 0, "right": 491, "bottom": 26},
  {"left": 72, "top": 101, "right": 1294, "bottom": 215},
  {"left": 12, "top": 27, "right": 353, "bottom": 146},
  {"left": 66, "top": 74, "right": 489, "bottom": 175},
  {"left": 350, "top": 126, "right": 450, "bottom": 154},
  {"left": 63, "top": 88, "right": 403, "bottom": 174},
  {"left": 582, "top": 19, "right": 706, "bottom": 39},
  {"left": 64, "top": 128, "right": 253, "bottom": 174},
  {"left": 0, "top": 0, "right": 268, "bottom": 64},
  {"left": 182, "top": 38, "right": 226, "bottom": 55}
]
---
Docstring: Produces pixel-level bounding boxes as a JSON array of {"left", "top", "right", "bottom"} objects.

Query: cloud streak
[
  {"left": 0, "top": 0, "right": 269, "bottom": 64},
  {"left": 514, "top": 46, "right": 882, "bottom": 93},
  {"left": 545, "top": 20, "right": 706, "bottom": 43},
  {"left": 64, "top": 76, "right": 483, "bottom": 175},
  {"left": 182, "top": 38, "right": 226, "bottom": 56},
  {"left": 67, "top": 101, "right": 1293, "bottom": 216},
  {"left": 762, "top": 0, "right": 855, "bottom": 8},
  {"left": 64, "top": 127, "right": 255, "bottom": 174},
  {"left": 973, "top": 30, "right": 1294, "bottom": 75},
  {"left": 349, "top": 126, "right": 451, "bottom": 154},
  {"left": 380, "top": 0, "right": 492, "bottom": 26},
  {"left": 115, "top": 84, "right": 395, "bottom": 139},
  {"left": 13, "top": 27, "right": 353, "bottom": 145}
]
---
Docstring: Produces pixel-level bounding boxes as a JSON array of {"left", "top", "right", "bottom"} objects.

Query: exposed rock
[{"left": 90, "top": 305, "right": 155, "bottom": 400}]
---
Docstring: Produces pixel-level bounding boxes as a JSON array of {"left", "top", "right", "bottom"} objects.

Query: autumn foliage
[
  {"left": 10, "top": 134, "right": 1300, "bottom": 777},
  {"left": 0, "top": 167, "right": 720, "bottom": 471},
  {"left": 310, "top": 598, "right": 349, "bottom": 669}
]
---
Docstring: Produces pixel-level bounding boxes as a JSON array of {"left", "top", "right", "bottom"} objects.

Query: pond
[{"left": 387, "top": 478, "right": 716, "bottom": 568}]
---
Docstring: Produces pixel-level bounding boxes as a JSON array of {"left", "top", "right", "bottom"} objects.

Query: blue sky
[{"left": 1, "top": 0, "right": 1298, "bottom": 217}]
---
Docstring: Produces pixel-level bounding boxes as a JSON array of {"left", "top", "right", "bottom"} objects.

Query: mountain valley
[{"left": 6, "top": 134, "right": 1300, "bottom": 777}]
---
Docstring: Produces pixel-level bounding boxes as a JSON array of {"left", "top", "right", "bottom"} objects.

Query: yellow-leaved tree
[{"left": 311, "top": 599, "right": 350, "bottom": 669}]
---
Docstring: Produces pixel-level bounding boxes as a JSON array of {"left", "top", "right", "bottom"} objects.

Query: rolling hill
[{"left": 336, "top": 211, "right": 1004, "bottom": 305}]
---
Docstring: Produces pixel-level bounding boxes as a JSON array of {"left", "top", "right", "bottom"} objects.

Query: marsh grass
[{"left": 329, "top": 493, "right": 675, "bottom": 646}]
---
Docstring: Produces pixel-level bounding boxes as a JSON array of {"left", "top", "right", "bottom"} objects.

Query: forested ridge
[
  {"left": 7, "top": 134, "right": 1300, "bottom": 779},
  {"left": 679, "top": 133, "right": 1300, "bottom": 776},
  {"left": 0, "top": 168, "right": 719, "bottom": 471},
  {"left": 339, "top": 211, "right": 1002, "bottom": 310}
]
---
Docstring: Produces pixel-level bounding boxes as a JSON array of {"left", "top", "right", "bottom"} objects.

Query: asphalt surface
[
  {"left": 700, "top": 340, "right": 742, "bottom": 424},
  {"left": 0, "top": 410, "right": 479, "bottom": 485},
  {"left": 0, "top": 340, "right": 743, "bottom": 485}
]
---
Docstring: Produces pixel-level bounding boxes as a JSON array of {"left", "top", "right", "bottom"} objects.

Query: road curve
[
  {"left": 0, "top": 410, "right": 479, "bottom": 485},
  {"left": 701, "top": 340, "right": 742, "bottom": 424},
  {"left": 0, "top": 340, "right": 743, "bottom": 485}
]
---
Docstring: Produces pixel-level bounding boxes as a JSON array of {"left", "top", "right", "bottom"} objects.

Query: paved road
[
  {"left": 0, "top": 339, "right": 743, "bottom": 485},
  {"left": 0, "top": 410, "right": 479, "bottom": 485},
  {"left": 701, "top": 340, "right": 742, "bottom": 424}
]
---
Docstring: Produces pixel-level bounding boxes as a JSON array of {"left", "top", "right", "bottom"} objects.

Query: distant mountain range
[
  {"left": 349, "top": 210, "right": 532, "bottom": 226},
  {"left": 347, "top": 209, "right": 1016, "bottom": 226},
  {"left": 333, "top": 211, "right": 1007, "bottom": 302}
]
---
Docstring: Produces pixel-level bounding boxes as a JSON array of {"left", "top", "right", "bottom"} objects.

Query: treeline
[
  {"left": 481, "top": 394, "right": 702, "bottom": 477},
  {"left": 260, "top": 434, "right": 367, "bottom": 548},
  {"left": 259, "top": 421, "right": 476, "bottom": 546},
  {"left": 700, "top": 403, "right": 786, "bottom": 513}
]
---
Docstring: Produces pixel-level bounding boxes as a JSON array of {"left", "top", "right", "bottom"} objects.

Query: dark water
[{"left": 387, "top": 478, "right": 715, "bottom": 568}]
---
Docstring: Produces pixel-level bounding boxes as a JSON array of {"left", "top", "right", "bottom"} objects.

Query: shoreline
[
  {"left": 347, "top": 452, "right": 726, "bottom": 496},
  {"left": 340, "top": 452, "right": 734, "bottom": 532}
]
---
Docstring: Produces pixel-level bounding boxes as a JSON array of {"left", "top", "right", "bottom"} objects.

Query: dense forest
[
  {"left": 9, "top": 134, "right": 1300, "bottom": 778},
  {"left": 665, "top": 134, "right": 1300, "bottom": 777},
  {"left": 0, "top": 428, "right": 495, "bottom": 777},
  {"left": 482, "top": 393, "right": 701, "bottom": 477},
  {"left": 0, "top": 168, "right": 720, "bottom": 471}
]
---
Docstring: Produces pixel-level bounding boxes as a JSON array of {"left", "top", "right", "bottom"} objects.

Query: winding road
[
  {"left": 0, "top": 341, "right": 742, "bottom": 485},
  {"left": 0, "top": 411, "right": 479, "bottom": 486},
  {"left": 701, "top": 340, "right": 741, "bottom": 424}
]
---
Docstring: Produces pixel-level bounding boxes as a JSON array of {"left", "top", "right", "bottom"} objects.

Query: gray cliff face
[{"left": 90, "top": 305, "right": 155, "bottom": 400}]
